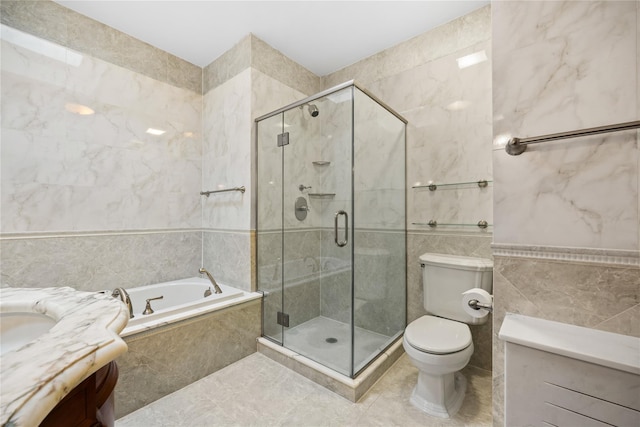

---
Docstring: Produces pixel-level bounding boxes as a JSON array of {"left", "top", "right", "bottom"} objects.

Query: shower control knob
[{"left": 298, "top": 185, "right": 312, "bottom": 192}]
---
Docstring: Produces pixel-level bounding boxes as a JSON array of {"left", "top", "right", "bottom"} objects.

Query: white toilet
[{"left": 403, "top": 252, "right": 493, "bottom": 418}]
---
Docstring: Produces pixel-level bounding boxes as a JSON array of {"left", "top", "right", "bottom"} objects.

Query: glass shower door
[
  {"left": 257, "top": 82, "right": 406, "bottom": 379},
  {"left": 280, "top": 87, "right": 354, "bottom": 376},
  {"left": 352, "top": 87, "right": 406, "bottom": 374},
  {"left": 257, "top": 112, "right": 285, "bottom": 345}
]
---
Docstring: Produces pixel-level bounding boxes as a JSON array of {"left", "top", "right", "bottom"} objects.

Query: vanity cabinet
[{"left": 40, "top": 361, "right": 118, "bottom": 427}]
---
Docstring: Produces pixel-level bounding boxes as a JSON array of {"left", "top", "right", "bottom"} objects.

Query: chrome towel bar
[
  {"left": 200, "top": 186, "right": 245, "bottom": 197},
  {"left": 506, "top": 120, "right": 640, "bottom": 156}
]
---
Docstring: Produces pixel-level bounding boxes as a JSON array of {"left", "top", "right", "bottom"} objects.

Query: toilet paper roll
[{"left": 462, "top": 288, "right": 493, "bottom": 319}]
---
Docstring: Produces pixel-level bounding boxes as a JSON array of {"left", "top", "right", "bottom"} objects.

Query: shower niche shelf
[
  {"left": 412, "top": 179, "right": 492, "bottom": 191},
  {"left": 308, "top": 193, "right": 335, "bottom": 199},
  {"left": 312, "top": 161, "right": 331, "bottom": 166}
]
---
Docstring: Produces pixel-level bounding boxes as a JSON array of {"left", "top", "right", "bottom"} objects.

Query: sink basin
[{"left": 0, "top": 312, "right": 57, "bottom": 356}]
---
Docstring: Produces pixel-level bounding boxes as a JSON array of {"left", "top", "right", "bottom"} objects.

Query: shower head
[{"left": 307, "top": 104, "right": 319, "bottom": 117}]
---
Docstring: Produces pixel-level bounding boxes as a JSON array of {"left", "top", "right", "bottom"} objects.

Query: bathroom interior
[{"left": 0, "top": 1, "right": 638, "bottom": 426}]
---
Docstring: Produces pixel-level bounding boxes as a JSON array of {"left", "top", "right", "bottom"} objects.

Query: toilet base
[{"left": 409, "top": 371, "right": 467, "bottom": 418}]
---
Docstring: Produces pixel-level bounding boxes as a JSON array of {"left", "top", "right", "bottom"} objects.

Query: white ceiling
[{"left": 54, "top": 1, "right": 489, "bottom": 76}]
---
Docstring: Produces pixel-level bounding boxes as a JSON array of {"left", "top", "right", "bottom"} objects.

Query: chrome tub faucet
[
  {"left": 112, "top": 287, "right": 134, "bottom": 319},
  {"left": 199, "top": 268, "right": 222, "bottom": 294}
]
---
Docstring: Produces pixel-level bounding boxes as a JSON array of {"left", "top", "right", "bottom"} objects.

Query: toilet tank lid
[{"left": 419, "top": 253, "right": 493, "bottom": 271}]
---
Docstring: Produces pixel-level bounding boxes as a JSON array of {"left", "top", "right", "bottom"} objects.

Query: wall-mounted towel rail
[
  {"left": 200, "top": 186, "right": 245, "bottom": 197},
  {"left": 506, "top": 120, "right": 640, "bottom": 155},
  {"left": 412, "top": 220, "right": 490, "bottom": 229}
]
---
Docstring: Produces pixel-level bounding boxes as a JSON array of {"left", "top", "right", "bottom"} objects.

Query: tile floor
[{"left": 116, "top": 352, "right": 492, "bottom": 427}]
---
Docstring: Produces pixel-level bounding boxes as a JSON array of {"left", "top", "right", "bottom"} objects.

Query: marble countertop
[
  {"left": 499, "top": 313, "right": 640, "bottom": 375},
  {"left": 0, "top": 287, "right": 129, "bottom": 426}
]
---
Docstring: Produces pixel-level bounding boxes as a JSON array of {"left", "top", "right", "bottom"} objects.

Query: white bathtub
[{"left": 120, "top": 277, "right": 261, "bottom": 337}]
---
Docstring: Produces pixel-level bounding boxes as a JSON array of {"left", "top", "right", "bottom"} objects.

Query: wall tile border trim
[
  {"left": 492, "top": 244, "right": 640, "bottom": 267},
  {"left": 0, "top": 229, "right": 202, "bottom": 240}
]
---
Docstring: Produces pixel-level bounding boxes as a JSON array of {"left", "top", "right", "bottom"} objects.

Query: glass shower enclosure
[{"left": 256, "top": 81, "right": 406, "bottom": 378}]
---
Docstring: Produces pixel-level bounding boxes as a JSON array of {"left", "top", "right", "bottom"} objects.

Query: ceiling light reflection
[
  {"left": 146, "top": 128, "right": 166, "bottom": 136},
  {"left": 456, "top": 50, "right": 487, "bottom": 69},
  {"left": 445, "top": 100, "right": 471, "bottom": 111},
  {"left": 65, "top": 103, "right": 94, "bottom": 115}
]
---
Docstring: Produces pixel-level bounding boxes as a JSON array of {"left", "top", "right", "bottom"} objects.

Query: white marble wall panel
[
  {"left": 282, "top": 105, "right": 322, "bottom": 230},
  {"left": 321, "top": 8, "right": 493, "bottom": 236},
  {"left": 202, "top": 69, "right": 252, "bottom": 230},
  {"left": 491, "top": 2, "right": 640, "bottom": 425},
  {"left": 254, "top": 68, "right": 312, "bottom": 232},
  {"left": 1, "top": 231, "right": 202, "bottom": 291},
  {"left": 492, "top": 0, "right": 639, "bottom": 250},
  {"left": 366, "top": 40, "right": 493, "bottom": 232},
  {"left": 1, "top": 32, "right": 202, "bottom": 233},
  {"left": 353, "top": 88, "right": 406, "bottom": 230}
]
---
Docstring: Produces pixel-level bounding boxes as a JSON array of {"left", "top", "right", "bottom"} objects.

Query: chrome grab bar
[
  {"left": 200, "top": 186, "right": 245, "bottom": 197},
  {"left": 334, "top": 210, "right": 348, "bottom": 247},
  {"left": 505, "top": 120, "right": 640, "bottom": 155}
]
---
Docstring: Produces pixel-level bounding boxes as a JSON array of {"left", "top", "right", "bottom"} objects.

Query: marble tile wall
[
  {"left": 491, "top": 1, "right": 640, "bottom": 425},
  {"left": 493, "top": 1, "right": 638, "bottom": 251},
  {"left": 0, "top": 0, "right": 201, "bottom": 93},
  {"left": 322, "top": 6, "right": 494, "bottom": 371},
  {"left": 203, "top": 39, "right": 313, "bottom": 290},
  {"left": 1, "top": 231, "right": 201, "bottom": 292},
  {"left": 1, "top": 6, "right": 203, "bottom": 289}
]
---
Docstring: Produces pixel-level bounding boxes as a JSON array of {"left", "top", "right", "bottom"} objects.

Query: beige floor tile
[{"left": 116, "top": 352, "right": 492, "bottom": 427}]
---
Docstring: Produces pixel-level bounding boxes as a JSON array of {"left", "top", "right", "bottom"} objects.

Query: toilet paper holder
[{"left": 467, "top": 299, "right": 493, "bottom": 312}]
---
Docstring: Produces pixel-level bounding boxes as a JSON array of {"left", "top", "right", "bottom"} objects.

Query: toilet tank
[{"left": 420, "top": 253, "right": 493, "bottom": 325}]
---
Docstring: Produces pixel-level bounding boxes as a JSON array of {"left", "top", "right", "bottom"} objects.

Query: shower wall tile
[
  {"left": 492, "top": 0, "right": 639, "bottom": 250},
  {"left": 352, "top": 231, "right": 407, "bottom": 336},
  {"left": 353, "top": 89, "right": 406, "bottom": 230},
  {"left": 1, "top": 34, "right": 202, "bottom": 233},
  {"left": 0, "top": 0, "right": 201, "bottom": 93},
  {"left": 0, "top": 231, "right": 202, "bottom": 292},
  {"left": 254, "top": 68, "right": 316, "bottom": 231},
  {"left": 322, "top": 5, "right": 491, "bottom": 88}
]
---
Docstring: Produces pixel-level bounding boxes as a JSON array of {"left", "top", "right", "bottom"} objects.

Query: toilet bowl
[
  {"left": 403, "top": 315, "right": 474, "bottom": 418},
  {"left": 404, "top": 253, "right": 493, "bottom": 418}
]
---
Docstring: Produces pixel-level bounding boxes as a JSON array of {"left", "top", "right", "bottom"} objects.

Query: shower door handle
[{"left": 334, "top": 210, "right": 348, "bottom": 247}]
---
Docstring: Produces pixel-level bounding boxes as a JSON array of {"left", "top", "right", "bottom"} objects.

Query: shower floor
[{"left": 281, "top": 316, "right": 393, "bottom": 376}]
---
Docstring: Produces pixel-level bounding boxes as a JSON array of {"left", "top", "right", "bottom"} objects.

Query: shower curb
[{"left": 257, "top": 336, "right": 404, "bottom": 402}]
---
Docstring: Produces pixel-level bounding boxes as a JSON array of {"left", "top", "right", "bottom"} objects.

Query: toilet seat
[{"left": 405, "top": 315, "right": 471, "bottom": 354}]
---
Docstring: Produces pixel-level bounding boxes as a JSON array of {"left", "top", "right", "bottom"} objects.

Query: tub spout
[
  {"left": 112, "top": 287, "right": 135, "bottom": 319},
  {"left": 199, "top": 268, "right": 222, "bottom": 294}
]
